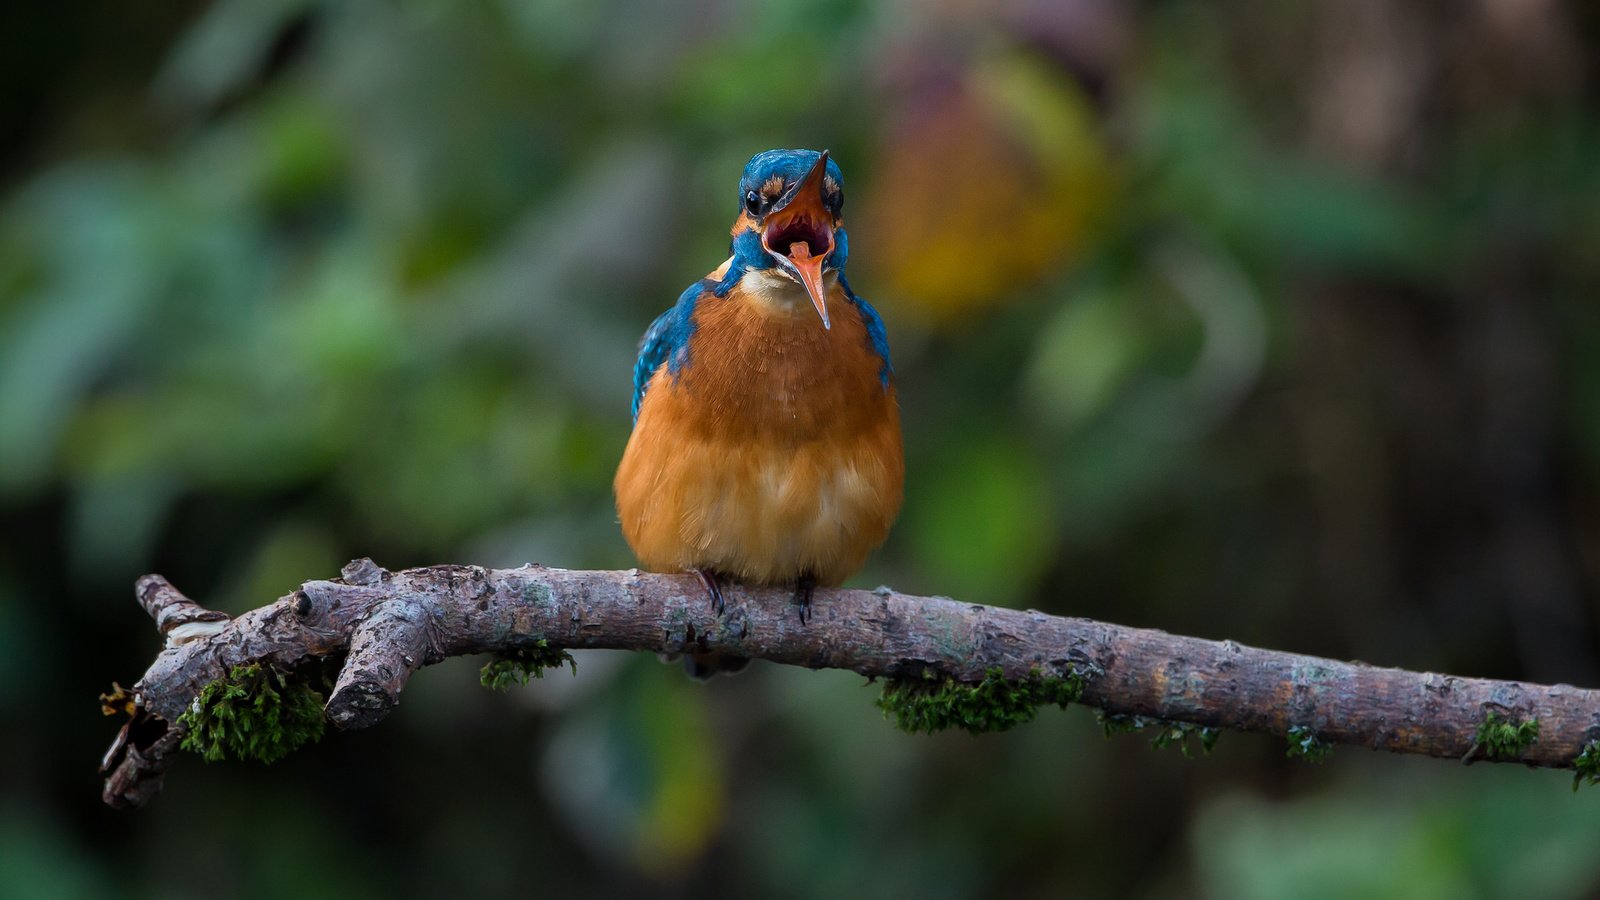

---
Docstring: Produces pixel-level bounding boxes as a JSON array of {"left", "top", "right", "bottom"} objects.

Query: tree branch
[{"left": 101, "top": 560, "right": 1600, "bottom": 807}]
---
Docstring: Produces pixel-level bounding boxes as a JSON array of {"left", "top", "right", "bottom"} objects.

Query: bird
[{"left": 614, "top": 148, "right": 903, "bottom": 677}]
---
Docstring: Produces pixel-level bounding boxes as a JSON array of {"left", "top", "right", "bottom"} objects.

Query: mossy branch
[
  {"left": 101, "top": 560, "right": 1600, "bottom": 808},
  {"left": 480, "top": 640, "right": 577, "bottom": 690},
  {"left": 1470, "top": 711, "right": 1541, "bottom": 762},
  {"left": 876, "top": 665, "right": 1095, "bottom": 735}
]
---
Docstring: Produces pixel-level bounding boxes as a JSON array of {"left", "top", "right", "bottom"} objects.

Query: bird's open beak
[{"left": 760, "top": 150, "right": 835, "bottom": 329}]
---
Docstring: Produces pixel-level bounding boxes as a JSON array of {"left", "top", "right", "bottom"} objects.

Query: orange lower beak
[{"left": 760, "top": 150, "right": 835, "bottom": 329}]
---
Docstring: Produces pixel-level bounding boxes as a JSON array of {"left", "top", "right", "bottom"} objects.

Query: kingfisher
[{"left": 614, "top": 148, "right": 904, "bottom": 676}]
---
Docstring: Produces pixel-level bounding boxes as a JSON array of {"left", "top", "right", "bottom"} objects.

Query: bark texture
[{"left": 101, "top": 560, "right": 1600, "bottom": 807}]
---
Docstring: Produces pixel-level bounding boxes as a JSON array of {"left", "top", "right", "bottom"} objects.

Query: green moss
[
  {"left": 1096, "top": 711, "right": 1219, "bottom": 757},
  {"left": 1285, "top": 725, "right": 1333, "bottom": 763},
  {"left": 876, "top": 665, "right": 1095, "bottom": 735},
  {"left": 1474, "top": 711, "right": 1540, "bottom": 760},
  {"left": 1098, "top": 712, "right": 1146, "bottom": 738},
  {"left": 479, "top": 639, "right": 576, "bottom": 690},
  {"left": 1149, "top": 720, "right": 1220, "bottom": 757},
  {"left": 176, "top": 663, "right": 326, "bottom": 764},
  {"left": 1572, "top": 740, "right": 1600, "bottom": 792}
]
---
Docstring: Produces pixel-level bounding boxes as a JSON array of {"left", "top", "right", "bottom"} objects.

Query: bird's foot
[
  {"left": 792, "top": 574, "right": 816, "bottom": 625},
  {"left": 693, "top": 568, "right": 726, "bottom": 616}
]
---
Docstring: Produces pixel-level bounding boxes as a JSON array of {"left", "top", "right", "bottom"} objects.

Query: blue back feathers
[
  {"left": 632, "top": 280, "right": 707, "bottom": 421},
  {"left": 842, "top": 274, "right": 891, "bottom": 385}
]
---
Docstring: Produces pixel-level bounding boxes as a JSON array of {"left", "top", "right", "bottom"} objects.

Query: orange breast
[{"left": 613, "top": 282, "right": 903, "bottom": 586}]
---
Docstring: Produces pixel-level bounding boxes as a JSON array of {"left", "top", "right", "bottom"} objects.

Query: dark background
[{"left": 5, "top": 1, "right": 1600, "bottom": 897}]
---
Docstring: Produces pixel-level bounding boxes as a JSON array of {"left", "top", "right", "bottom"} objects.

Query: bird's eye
[
  {"left": 826, "top": 190, "right": 844, "bottom": 215},
  {"left": 744, "top": 190, "right": 762, "bottom": 216}
]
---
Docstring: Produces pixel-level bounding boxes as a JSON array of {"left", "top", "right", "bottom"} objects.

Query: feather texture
[{"left": 616, "top": 274, "right": 902, "bottom": 587}]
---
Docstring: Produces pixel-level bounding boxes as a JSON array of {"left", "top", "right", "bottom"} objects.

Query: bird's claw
[
  {"left": 694, "top": 568, "right": 726, "bottom": 616},
  {"left": 794, "top": 575, "right": 816, "bottom": 625}
]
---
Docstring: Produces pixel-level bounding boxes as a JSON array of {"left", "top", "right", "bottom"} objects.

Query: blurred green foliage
[
  {"left": 1196, "top": 765, "right": 1600, "bottom": 900},
  {"left": 5, "top": 0, "right": 1600, "bottom": 897}
]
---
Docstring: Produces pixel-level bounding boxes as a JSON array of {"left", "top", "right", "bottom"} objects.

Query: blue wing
[
  {"left": 631, "top": 280, "right": 708, "bottom": 422},
  {"left": 631, "top": 309, "right": 675, "bottom": 422},
  {"left": 841, "top": 275, "right": 892, "bottom": 386}
]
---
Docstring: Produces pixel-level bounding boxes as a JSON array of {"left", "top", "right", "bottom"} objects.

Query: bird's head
[{"left": 731, "top": 148, "right": 847, "bottom": 329}]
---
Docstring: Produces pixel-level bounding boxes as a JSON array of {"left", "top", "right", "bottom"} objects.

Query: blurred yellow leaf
[{"left": 858, "top": 48, "right": 1114, "bottom": 325}]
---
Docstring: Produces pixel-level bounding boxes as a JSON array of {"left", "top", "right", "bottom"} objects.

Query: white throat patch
[{"left": 740, "top": 268, "right": 834, "bottom": 318}]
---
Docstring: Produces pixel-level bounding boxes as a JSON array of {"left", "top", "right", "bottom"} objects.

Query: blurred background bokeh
[{"left": 4, "top": 0, "right": 1600, "bottom": 897}]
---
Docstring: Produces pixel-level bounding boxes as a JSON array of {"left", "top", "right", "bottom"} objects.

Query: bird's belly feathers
[
  {"left": 614, "top": 287, "right": 903, "bottom": 586},
  {"left": 615, "top": 416, "right": 901, "bottom": 585}
]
